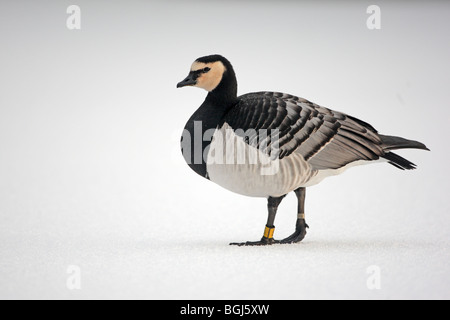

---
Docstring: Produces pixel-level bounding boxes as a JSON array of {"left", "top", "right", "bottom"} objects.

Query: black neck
[
  {"left": 205, "top": 66, "right": 238, "bottom": 109},
  {"left": 181, "top": 60, "right": 239, "bottom": 179}
]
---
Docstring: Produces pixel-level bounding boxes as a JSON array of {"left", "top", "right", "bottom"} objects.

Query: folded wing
[{"left": 223, "top": 92, "right": 386, "bottom": 171}]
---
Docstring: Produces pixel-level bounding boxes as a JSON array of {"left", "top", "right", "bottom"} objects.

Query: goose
[{"left": 177, "top": 54, "right": 428, "bottom": 246}]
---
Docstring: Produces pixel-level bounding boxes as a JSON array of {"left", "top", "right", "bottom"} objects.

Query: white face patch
[{"left": 190, "top": 61, "right": 226, "bottom": 92}]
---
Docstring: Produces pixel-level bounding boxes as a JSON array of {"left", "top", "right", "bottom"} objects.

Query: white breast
[{"left": 206, "top": 124, "right": 318, "bottom": 198}]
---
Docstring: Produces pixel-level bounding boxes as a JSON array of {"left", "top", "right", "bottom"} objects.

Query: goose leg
[
  {"left": 230, "top": 195, "right": 286, "bottom": 246},
  {"left": 279, "top": 187, "right": 309, "bottom": 244}
]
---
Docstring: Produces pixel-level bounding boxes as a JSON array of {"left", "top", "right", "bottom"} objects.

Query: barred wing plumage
[{"left": 222, "top": 92, "right": 385, "bottom": 170}]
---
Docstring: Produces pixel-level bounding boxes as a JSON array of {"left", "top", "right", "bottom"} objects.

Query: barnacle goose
[{"left": 177, "top": 54, "right": 429, "bottom": 246}]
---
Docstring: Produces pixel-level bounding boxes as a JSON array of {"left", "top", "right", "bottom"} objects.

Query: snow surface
[{"left": 0, "top": 0, "right": 449, "bottom": 300}]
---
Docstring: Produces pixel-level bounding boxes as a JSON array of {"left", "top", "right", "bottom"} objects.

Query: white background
[{"left": 0, "top": 0, "right": 449, "bottom": 299}]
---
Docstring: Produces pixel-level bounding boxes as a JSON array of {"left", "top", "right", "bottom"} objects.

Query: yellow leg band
[{"left": 264, "top": 226, "right": 275, "bottom": 239}]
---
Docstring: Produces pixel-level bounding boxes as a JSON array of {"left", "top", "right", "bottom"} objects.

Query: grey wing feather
[
  {"left": 271, "top": 93, "right": 384, "bottom": 170},
  {"left": 224, "top": 92, "right": 424, "bottom": 171}
]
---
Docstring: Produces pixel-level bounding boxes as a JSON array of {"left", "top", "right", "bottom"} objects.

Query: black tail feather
[
  {"left": 379, "top": 134, "right": 429, "bottom": 151},
  {"left": 378, "top": 134, "right": 428, "bottom": 170},
  {"left": 383, "top": 152, "right": 417, "bottom": 170}
]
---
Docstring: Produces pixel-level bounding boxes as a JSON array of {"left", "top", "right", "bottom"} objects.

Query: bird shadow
[{"left": 135, "top": 236, "right": 438, "bottom": 252}]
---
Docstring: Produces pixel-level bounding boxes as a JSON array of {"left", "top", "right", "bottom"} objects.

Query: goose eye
[{"left": 203, "top": 67, "right": 211, "bottom": 73}]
